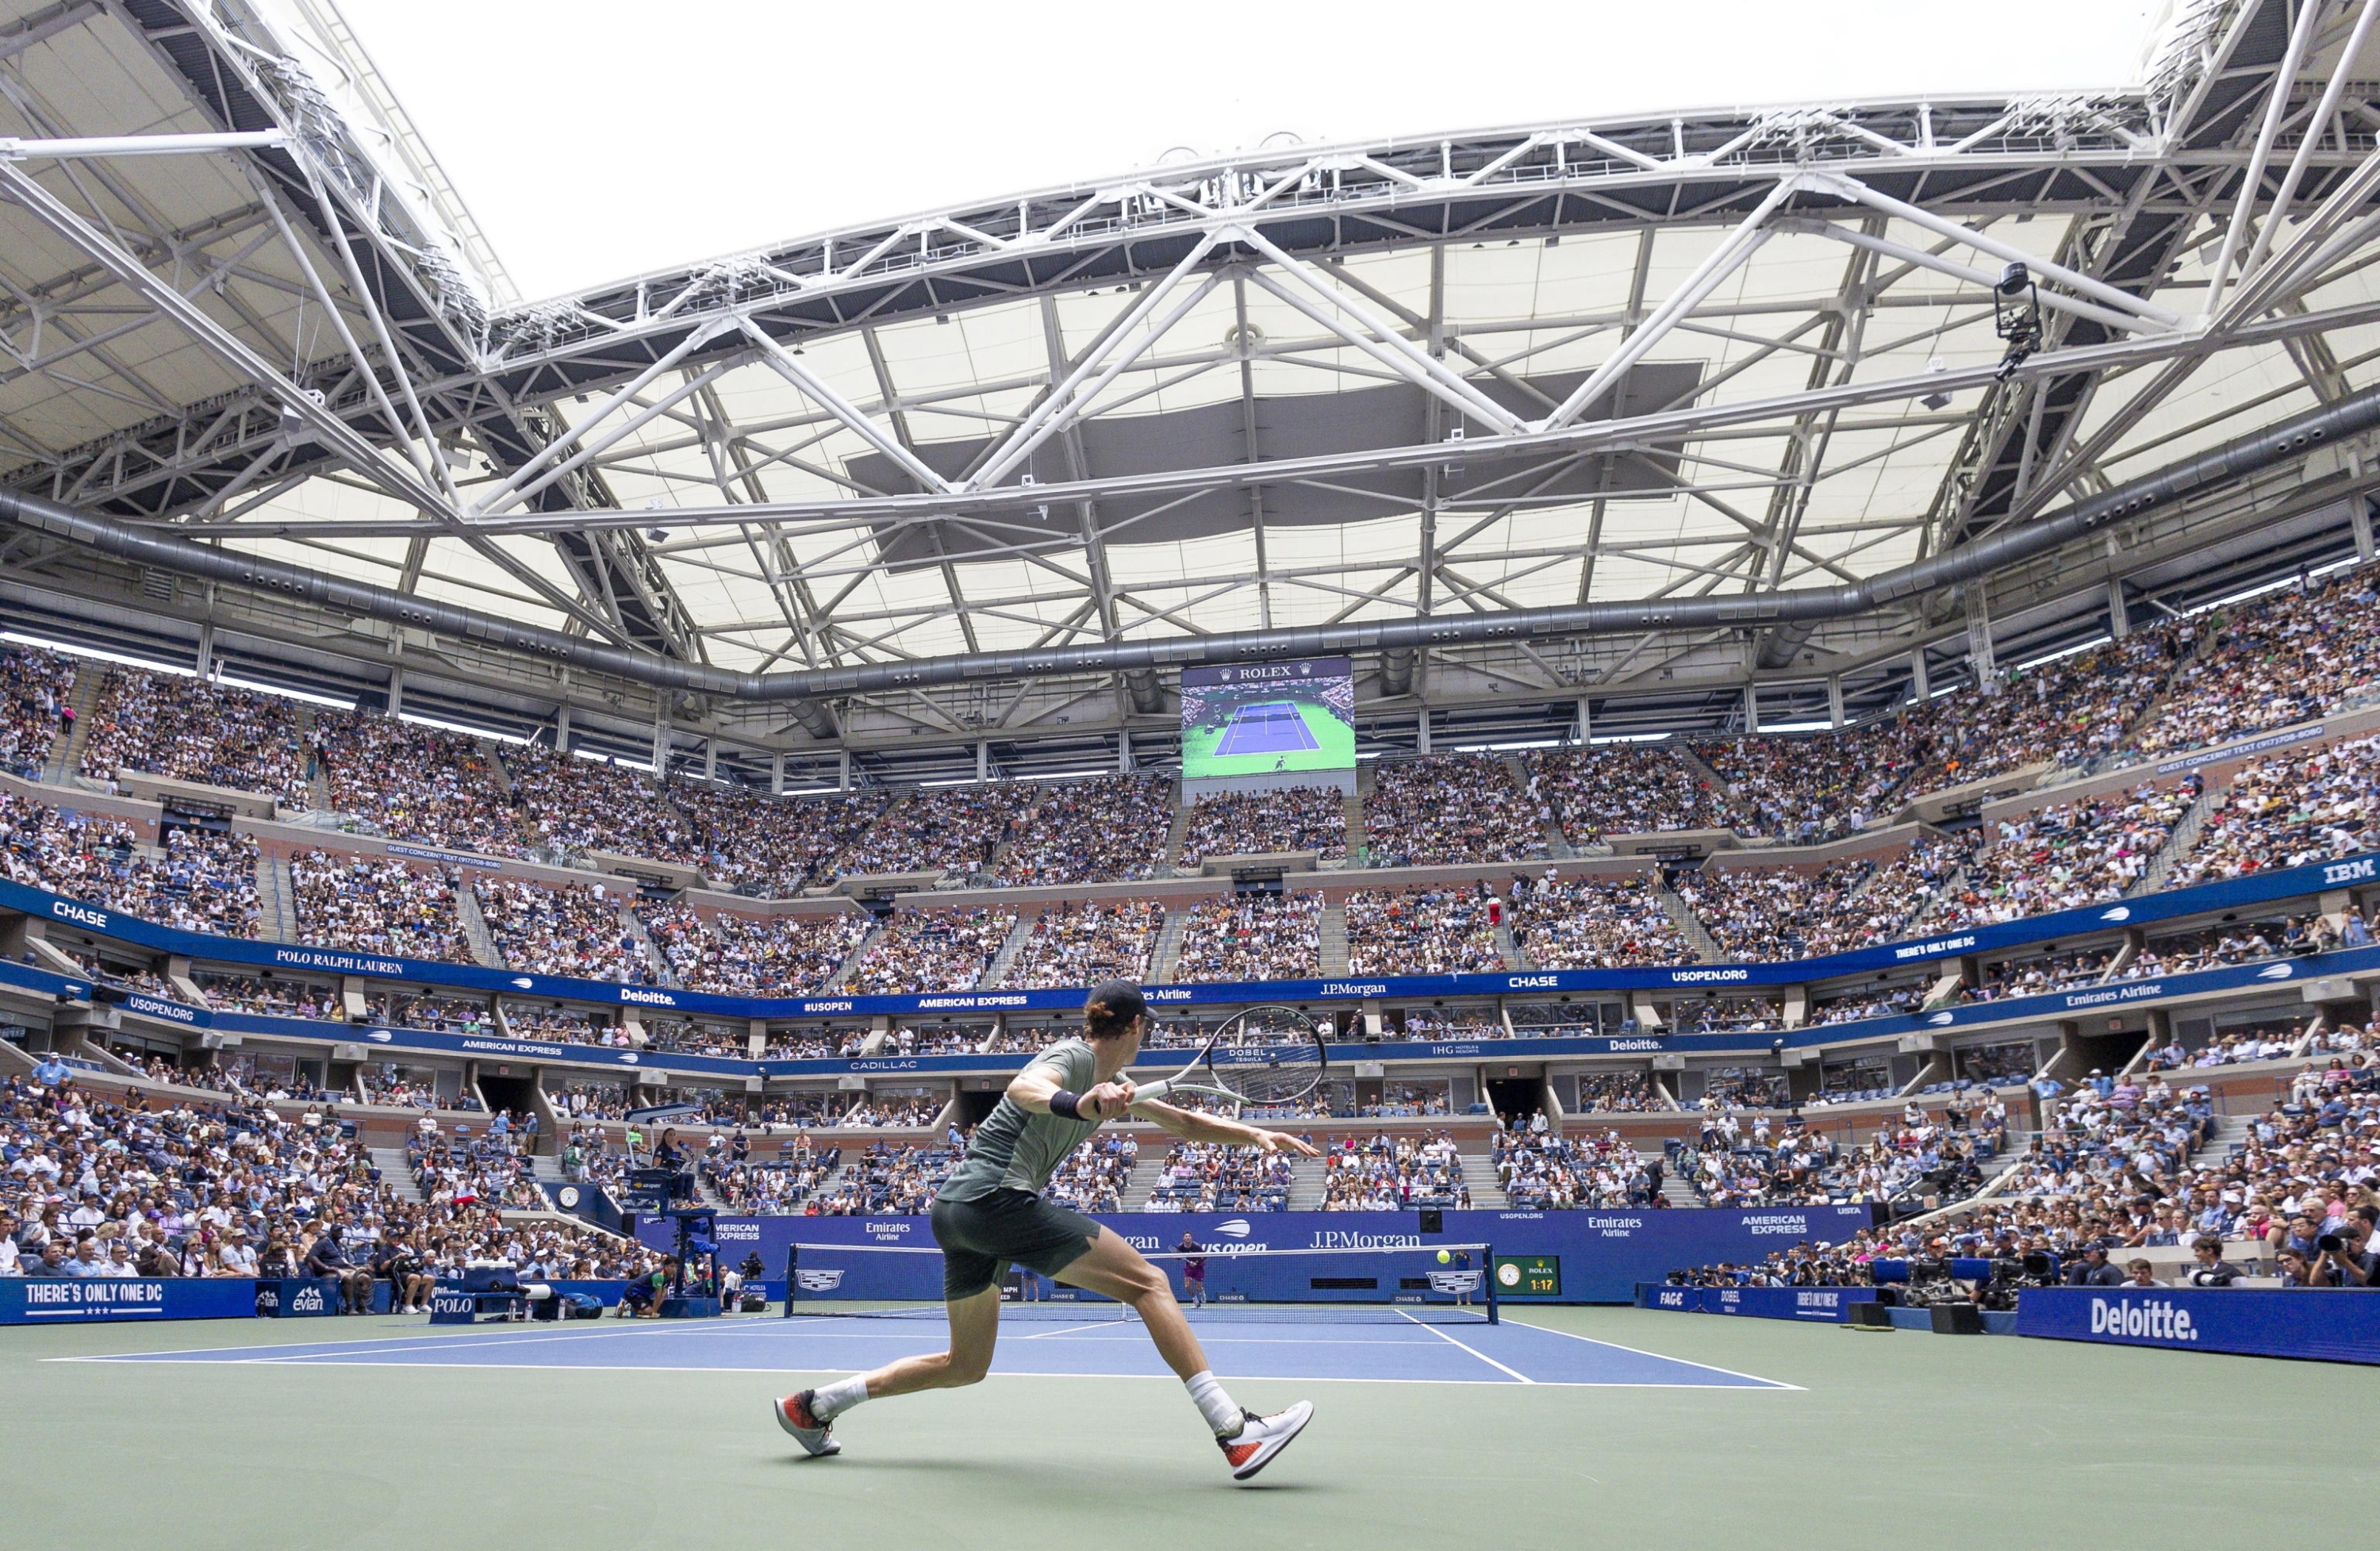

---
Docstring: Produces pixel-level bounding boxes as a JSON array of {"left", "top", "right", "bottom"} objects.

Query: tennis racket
[{"left": 1127, "top": 1004, "right": 1327, "bottom": 1111}]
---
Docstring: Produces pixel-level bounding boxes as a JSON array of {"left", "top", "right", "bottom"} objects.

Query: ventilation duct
[{"left": 5, "top": 382, "right": 2377, "bottom": 704}]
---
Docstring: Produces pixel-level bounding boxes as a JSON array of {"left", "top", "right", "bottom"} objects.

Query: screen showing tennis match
[{"left": 1179, "top": 657, "right": 1357, "bottom": 779}]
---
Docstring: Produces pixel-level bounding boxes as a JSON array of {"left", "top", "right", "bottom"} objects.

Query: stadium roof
[{"left": 2, "top": 0, "right": 2378, "bottom": 777}]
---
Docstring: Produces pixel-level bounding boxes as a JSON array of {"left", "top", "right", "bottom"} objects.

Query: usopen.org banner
[
  {"left": 655, "top": 1205, "right": 1877, "bottom": 1304},
  {"left": 2016, "top": 1287, "right": 2380, "bottom": 1365}
]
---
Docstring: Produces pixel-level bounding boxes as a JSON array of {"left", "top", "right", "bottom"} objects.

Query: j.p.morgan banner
[{"left": 644, "top": 1205, "right": 1877, "bottom": 1304}]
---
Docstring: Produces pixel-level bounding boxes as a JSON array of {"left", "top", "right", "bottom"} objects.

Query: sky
[{"left": 328, "top": 0, "right": 2173, "bottom": 302}]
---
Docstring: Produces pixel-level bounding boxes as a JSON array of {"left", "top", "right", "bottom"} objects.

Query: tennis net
[{"left": 784, "top": 1241, "right": 1496, "bottom": 1325}]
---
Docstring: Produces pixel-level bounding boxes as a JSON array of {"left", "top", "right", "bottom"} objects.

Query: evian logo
[{"left": 620, "top": 987, "right": 678, "bottom": 1006}]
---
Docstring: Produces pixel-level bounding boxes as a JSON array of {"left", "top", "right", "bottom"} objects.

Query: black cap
[{"left": 1085, "top": 981, "right": 1147, "bottom": 1024}]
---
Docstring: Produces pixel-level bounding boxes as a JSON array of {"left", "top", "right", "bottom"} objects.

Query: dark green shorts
[{"left": 930, "top": 1188, "right": 1100, "bottom": 1300}]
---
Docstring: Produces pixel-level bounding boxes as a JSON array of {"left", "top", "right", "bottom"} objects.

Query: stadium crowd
[
  {"left": 1507, "top": 871, "right": 1693, "bottom": 968},
  {"left": 641, "top": 903, "right": 870, "bottom": 995},
  {"left": 1002, "top": 900, "right": 1164, "bottom": 989},
  {"left": 0, "top": 1072, "right": 655, "bottom": 1297},
  {"left": 1527, "top": 745, "right": 1733, "bottom": 843},
  {"left": 996, "top": 776, "right": 1174, "bottom": 885},
  {"left": 846, "top": 908, "right": 1016, "bottom": 993},
  {"left": 79, "top": 668, "right": 313, "bottom": 809},
  {"left": 1176, "top": 785, "right": 1346, "bottom": 866},
  {"left": 1169, "top": 893, "right": 1322, "bottom": 982},
  {"left": 474, "top": 877, "right": 647, "bottom": 981},
  {"left": 1344, "top": 886, "right": 1503, "bottom": 975},
  {"left": 1364, "top": 755, "right": 1547, "bottom": 866},
  {"left": 0, "top": 644, "right": 74, "bottom": 778}
]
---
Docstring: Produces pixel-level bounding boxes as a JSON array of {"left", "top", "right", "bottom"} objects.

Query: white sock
[
  {"left": 1185, "top": 1370, "right": 1242, "bottom": 1438},
  {"left": 812, "top": 1374, "right": 871, "bottom": 1421}
]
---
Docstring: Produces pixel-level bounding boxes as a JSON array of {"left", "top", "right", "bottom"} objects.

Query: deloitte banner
[
  {"left": 0, "top": 1277, "right": 262, "bottom": 1324},
  {"left": 651, "top": 1205, "right": 1875, "bottom": 1304},
  {"left": 1636, "top": 1283, "right": 1878, "bottom": 1322},
  {"left": 2017, "top": 1287, "right": 2380, "bottom": 1365}
]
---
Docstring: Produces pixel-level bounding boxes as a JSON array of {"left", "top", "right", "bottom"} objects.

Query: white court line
[
  {"left": 1499, "top": 1316, "right": 1804, "bottom": 1392},
  {"left": 48, "top": 1319, "right": 724, "bottom": 1366},
  {"left": 1019, "top": 1321, "right": 1130, "bottom": 1340},
  {"left": 53, "top": 1355, "right": 1765, "bottom": 1388},
  {"left": 1393, "top": 1309, "right": 1533, "bottom": 1384}
]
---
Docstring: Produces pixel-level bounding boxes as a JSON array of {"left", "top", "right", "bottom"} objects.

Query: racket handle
[{"left": 1125, "top": 1079, "right": 1174, "bottom": 1106}]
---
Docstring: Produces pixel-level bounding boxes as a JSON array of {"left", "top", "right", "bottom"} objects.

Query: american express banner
[
  {"left": 2015, "top": 1287, "right": 2380, "bottom": 1365},
  {"left": 645, "top": 1206, "right": 1878, "bottom": 1304}
]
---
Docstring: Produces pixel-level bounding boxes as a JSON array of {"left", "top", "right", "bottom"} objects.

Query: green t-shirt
[{"left": 937, "top": 1038, "right": 1100, "bottom": 1203}]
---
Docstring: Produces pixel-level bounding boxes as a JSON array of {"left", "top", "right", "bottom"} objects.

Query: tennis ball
[{"left": 1437, "top": 1250, "right": 1451, "bottom": 1264}]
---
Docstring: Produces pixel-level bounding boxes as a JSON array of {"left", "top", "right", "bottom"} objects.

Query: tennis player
[{"left": 774, "top": 981, "right": 1323, "bottom": 1481}]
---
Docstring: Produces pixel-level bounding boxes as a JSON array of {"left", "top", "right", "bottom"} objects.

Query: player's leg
[
  {"left": 1056, "top": 1227, "right": 1312, "bottom": 1480},
  {"left": 773, "top": 1234, "right": 1004, "bottom": 1456}
]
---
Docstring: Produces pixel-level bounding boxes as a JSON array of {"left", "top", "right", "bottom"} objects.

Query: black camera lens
[{"left": 2318, "top": 1233, "right": 2344, "bottom": 1253}]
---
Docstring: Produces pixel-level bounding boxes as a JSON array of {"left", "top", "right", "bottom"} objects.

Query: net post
[
  {"left": 781, "top": 1242, "right": 797, "bottom": 1319},
  {"left": 1484, "top": 1242, "right": 1499, "bottom": 1325}
]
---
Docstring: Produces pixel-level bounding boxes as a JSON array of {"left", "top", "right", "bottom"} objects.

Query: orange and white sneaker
[
  {"left": 772, "top": 1390, "right": 840, "bottom": 1457},
  {"left": 1217, "top": 1401, "right": 1312, "bottom": 1482}
]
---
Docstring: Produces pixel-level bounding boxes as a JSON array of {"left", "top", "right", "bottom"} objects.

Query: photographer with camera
[
  {"left": 2062, "top": 1244, "right": 2127, "bottom": 1288},
  {"left": 2184, "top": 1235, "right": 2250, "bottom": 1288},
  {"left": 2300, "top": 1219, "right": 2373, "bottom": 1288}
]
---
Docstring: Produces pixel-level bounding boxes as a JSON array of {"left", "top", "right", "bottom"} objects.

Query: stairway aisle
[
  {"left": 1454, "top": 1145, "right": 1509, "bottom": 1209},
  {"left": 621, "top": 903, "right": 676, "bottom": 986},
  {"left": 1318, "top": 899, "right": 1350, "bottom": 975},
  {"left": 2128, "top": 781, "right": 2220, "bottom": 896},
  {"left": 1150, "top": 905, "right": 1191, "bottom": 983},
  {"left": 255, "top": 854, "right": 299, "bottom": 943},
  {"left": 455, "top": 881, "right": 507, "bottom": 969},
  {"left": 1657, "top": 882, "right": 1725, "bottom": 962},
  {"left": 980, "top": 912, "right": 1036, "bottom": 989},
  {"left": 42, "top": 658, "right": 104, "bottom": 784},
  {"left": 370, "top": 1148, "right": 424, "bottom": 1204}
]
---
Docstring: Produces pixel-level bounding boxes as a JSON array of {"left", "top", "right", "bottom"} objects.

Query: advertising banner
[
  {"left": 655, "top": 1204, "right": 1877, "bottom": 1304},
  {"left": 9, "top": 846, "right": 2371, "bottom": 1027},
  {"left": 2016, "top": 1287, "right": 2380, "bottom": 1365},
  {"left": 1634, "top": 1282, "right": 1878, "bottom": 1322},
  {"left": 0, "top": 1277, "right": 260, "bottom": 1324}
]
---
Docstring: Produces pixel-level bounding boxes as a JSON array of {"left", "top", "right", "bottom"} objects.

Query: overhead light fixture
[{"left": 644, "top": 528, "right": 670, "bottom": 543}]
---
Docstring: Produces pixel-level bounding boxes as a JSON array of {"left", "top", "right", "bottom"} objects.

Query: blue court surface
[
  {"left": 63, "top": 1311, "right": 1795, "bottom": 1389},
  {"left": 1213, "top": 701, "right": 1321, "bottom": 758}
]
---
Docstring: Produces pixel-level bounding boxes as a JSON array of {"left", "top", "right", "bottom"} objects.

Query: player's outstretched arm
[{"left": 1133, "top": 1096, "right": 1320, "bottom": 1156}]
